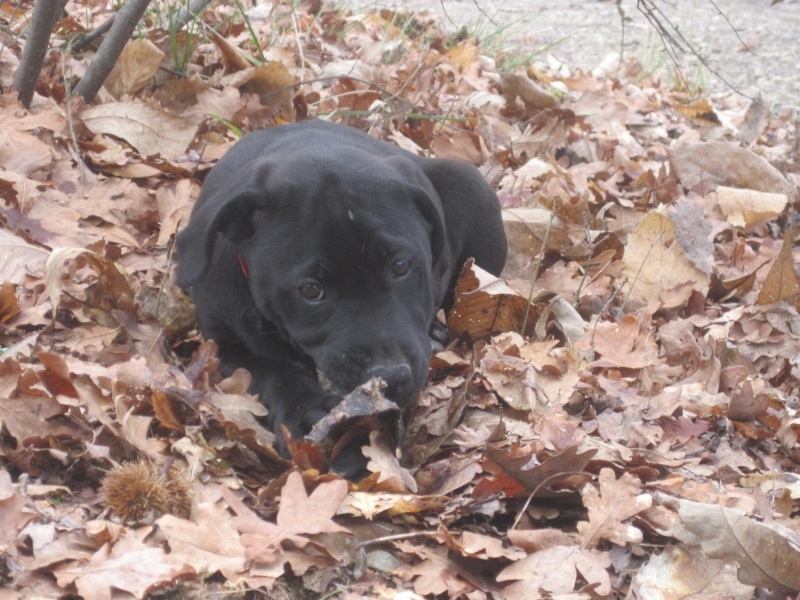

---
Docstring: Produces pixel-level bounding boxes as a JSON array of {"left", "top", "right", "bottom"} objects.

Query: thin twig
[
  {"left": 69, "top": 14, "right": 114, "bottom": 52},
  {"left": 356, "top": 530, "right": 441, "bottom": 549},
  {"left": 520, "top": 210, "right": 556, "bottom": 336},
  {"left": 618, "top": 226, "right": 665, "bottom": 315},
  {"left": 427, "top": 76, "right": 463, "bottom": 157},
  {"left": 511, "top": 470, "right": 593, "bottom": 530},
  {"left": 636, "top": 0, "right": 770, "bottom": 114},
  {"left": 615, "top": 0, "right": 626, "bottom": 75}
]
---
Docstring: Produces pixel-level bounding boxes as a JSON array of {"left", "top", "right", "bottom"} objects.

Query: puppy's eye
[
  {"left": 391, "top": 258, "right": 411, "bottom": 278},
  {"left": 299, "top": 282, "right": 325, "bottom": 301}
]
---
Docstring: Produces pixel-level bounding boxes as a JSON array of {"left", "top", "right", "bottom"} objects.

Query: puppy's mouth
[
  {"left": 316, "top": 368, "right": 350, "bottom": 397},
  {"left": 316, "top": 366, "right": 413, "bottom": 406}
]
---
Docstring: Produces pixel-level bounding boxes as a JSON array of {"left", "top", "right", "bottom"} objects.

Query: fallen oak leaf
[
  {"left": 502, "top": 72, "right": 558, "bottom": 111},
  {"left": 480, "top": 445, "right": 596, "bottom": 500},
  {"left": 585, "top": 314, "right": 659, "bottom": 369},
  {"left": 276, "top": 472, "right": 349, "bottom": 535},
  {"left": 674, "top": 98, "right": 720, "bottom": 123},
  {"left": 441, "top": 530, "right": 526, "bottom": 561},
  {"left": 362, "top": 431, "right": 417, "bottom": 493},
  {"left": 709, "top": 266, "right": 765, "bottom": 302},
  {"left": 576, "top": 468, "right": 652, "bottom": 549},
  {"left": 221, "top": 473, "right": 350, "bottom": 563},
  {"left": 157, "top": 501, "right": 247, "bottom": 582},
  {"left": 306, "top": 378, "right": 401, "bottom": 458},
  {"left": 54, "top": 542, "right": 194, "bottom": 600},
  {"left": 497, "top": 545, "right": 612, "bottom": 597},
  {"left": 0, "top": 282, "right": 20, "bottom": 323}
]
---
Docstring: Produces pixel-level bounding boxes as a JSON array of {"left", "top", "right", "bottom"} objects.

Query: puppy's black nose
[{"left": 368, "top": 365, "right": 413, "bottom": 400}]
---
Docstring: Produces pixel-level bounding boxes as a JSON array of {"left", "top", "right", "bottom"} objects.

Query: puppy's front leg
[{"left": 249, "top": 363, "right": 341, "bottom": 457}]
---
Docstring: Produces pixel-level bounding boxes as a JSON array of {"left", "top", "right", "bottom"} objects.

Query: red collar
[{"left": 238, "top": 254, "right": 249, "bottom": 279}]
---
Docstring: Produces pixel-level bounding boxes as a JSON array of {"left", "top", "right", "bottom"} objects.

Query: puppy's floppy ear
[
  {"left": 176, "top": 161, "right": 274, "bottom": 287},
  {"left": 383, "top": 156, "right": 448, "bottom": 265},
  {"left": 176, "top": 190, "right": 260, "bottom": 287}
]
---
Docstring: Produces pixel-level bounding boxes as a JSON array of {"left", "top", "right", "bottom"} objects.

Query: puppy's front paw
[
  {"left": 299, "top": 392, "right": 342, "bottom": 430},
  {"left": 428, "top": 320, "right": 450, "bottom": 352}
]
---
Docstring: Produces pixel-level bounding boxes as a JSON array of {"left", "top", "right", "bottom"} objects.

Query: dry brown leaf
[
  {"left": 275, "top": 473, "right": 350, "bottom": 536},
  {"left": 620, "top": 209, "right": 711, "bottom": 308},
  {"left": 234, "top": 61, "right": 297, "bottom": 122},
  {"left": 81, "top": 102, "right": 198, "bottom": 158},
  {"left": 0, "top": 96, "right": 65, "bottom": 177},
  {"left": 507, "top": 528, "right": 576, "bottom": 552},
  {"left": 674, "top": 98, "right": 720, "bottom": 123},
  {"left": 206, "top": 391, "right": 275, "bottom": 450},
  {"left": 207, "top": 27, "right": 251, "bottom": 71},
  {"left": 155, "top": 179, "right": 196, "bottom": 246},
  {"left": 577, "top": 468, "right": 652, "bottom": 548},
  {"left": 339, "top": 491, "right": 447, "bottom": 520},
  {"left": 502, "top": 72, "right": 558, "bottom": 110},
  {"left": 737, "top": 94, "right": 770, "bottom": 146},
  {"left": 105, "top": 38, "right": 165, "bottom": 98},
  {"left": 484, "top": 445, "right": 596, "bottom": 499},
  {"left": 587, "top": 315, "right": 659, "bottom": 369},
  {"left": 0, "top": 282, "right": 20, "bottom": 323},
  {"left": 669, "top": 141, "right": 794, "bottom": 198},
  {"left": 717, "top": 186, "right": 788, "bottom": 228},
  {"left": 429, "top": 128, "right": 482, "bottom": 165},
  {"left": 222, "top": 474, "right": 349, "bottom": 565},
  {"left": 54, "top": 540, "right": 194, "bottom": 600},
  {"left": 501, "top": 208, "right": 571, "bottom": 279},
  {"left": 448, "top": 259, "right": 543, "bottom": 341},
  {"left": 632, "top": 544, "right": 755, "bottom": 599},
  {"left": 673, "top": 498, "right": 800, "bottom": 591},
  {"left": 157, "top": 501, "right": 247, "bottom": 581},
  {"left": 448, "top": 531, "right": 526, "bottom": 561},
  {"left": 756, "top": 227, "right": 800, "bottom": 305},
  {"left": 362, "top": 431, "right": 417, "bottom": 492},
  {"left": 727, "top": 380, "right": 769, "bottom": 421},
  {"left": 0, "top": 225, "right": 50, "bottom": 284},
  {"left": 498, "top": 545, "right": 612, "bottom": 597},
  {"left": 44, "top": 247, "right": 136, "bottom": 316},
  {"left": 446, "top": 44, "right": 478, "bottom": 70},
  {"left": 669, "top": 199, "right": 714, "bottom": 274}
]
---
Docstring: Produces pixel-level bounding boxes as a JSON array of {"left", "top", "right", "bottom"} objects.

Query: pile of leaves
[{"left": 2, "top": 0, "right": 800, "bottom": 598}]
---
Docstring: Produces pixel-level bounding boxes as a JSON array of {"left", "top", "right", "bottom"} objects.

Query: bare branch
[
  {"left": 73, "top": 0, "right": 152, "bottom": 102},
  {"left": 173, "top": 0, "right": 214, "bottom": 31},
  {"left": 11, "top": 0, "right": 65, "bottom": 107},
  {"left": 69, "top": 15, "right": 115, "bottom": 53}
]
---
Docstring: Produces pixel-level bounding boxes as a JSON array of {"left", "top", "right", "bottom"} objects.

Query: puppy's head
[{"left": 177, "top": 147, "right": 452, "bottom": 409}]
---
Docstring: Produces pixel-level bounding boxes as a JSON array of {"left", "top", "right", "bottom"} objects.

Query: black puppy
[{"left": 177, "top": 120, "right": 506, "bottom": 467}]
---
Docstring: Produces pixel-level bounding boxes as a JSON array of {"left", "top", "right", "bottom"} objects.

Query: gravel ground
[{"left": 347, "top": 0, "right": 799, "bottom": 112}]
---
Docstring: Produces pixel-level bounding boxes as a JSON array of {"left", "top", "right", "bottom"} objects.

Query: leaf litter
[{"left": 1, "top": 1, "right": 799, "bottom": 598}]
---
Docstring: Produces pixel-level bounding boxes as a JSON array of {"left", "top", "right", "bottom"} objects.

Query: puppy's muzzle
[{"left": 368, "top": 364, "right": 413, "bottom": 402}]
